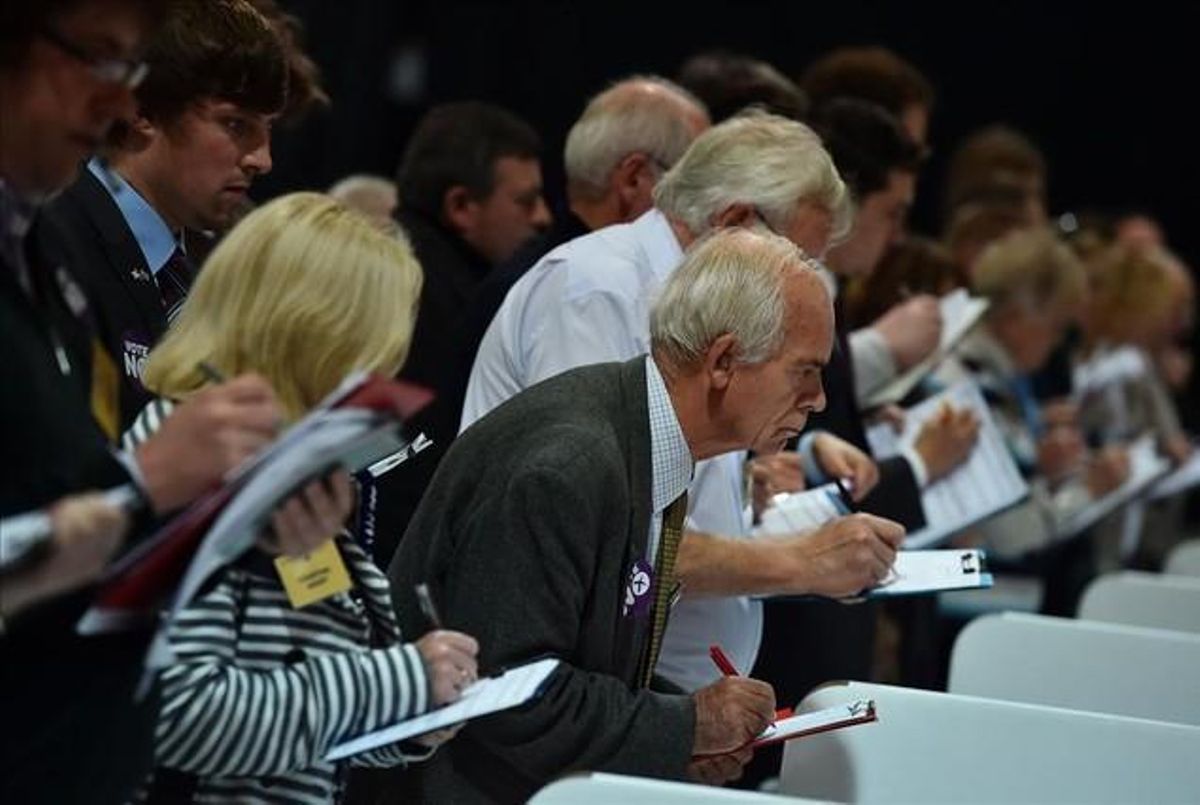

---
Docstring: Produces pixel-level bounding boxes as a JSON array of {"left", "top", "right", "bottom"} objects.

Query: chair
[
  {"left": 948, "top": 611, "right": 1200, "bottom": 724},
  {"left": 1078, "top": 571, "right": 1200, "bottom": 634},
  {"left": 780, "top": 681, "right": 1200, "bottom": 803}
]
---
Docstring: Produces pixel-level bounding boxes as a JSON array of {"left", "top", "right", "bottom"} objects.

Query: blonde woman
[{"left": 127, "top": 193, "right": 478, "bottom": 803}]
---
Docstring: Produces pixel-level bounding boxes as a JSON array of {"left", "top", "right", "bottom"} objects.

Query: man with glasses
[
  {"left": 46, "top": 0, "right": 299, "bottom": 428},
  {"left": 462, "top": 113, "right": 905, "bottom": 697},
  {"left": 0, "top": 2, "right": 349, "bottom": 801}
]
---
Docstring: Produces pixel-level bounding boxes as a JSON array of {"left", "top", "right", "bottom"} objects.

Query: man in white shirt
[{"left": 463, "top": 113, "right": 897, "bottom": 690}]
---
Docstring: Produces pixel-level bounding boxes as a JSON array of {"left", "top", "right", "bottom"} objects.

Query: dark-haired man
[{"left": 47, "top": 0, "right": 318, "bottom": 427}]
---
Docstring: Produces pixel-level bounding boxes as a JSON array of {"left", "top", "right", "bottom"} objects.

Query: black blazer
[
  {"left": 46, "top": 168, "right": 169, "bottom": 429},
  {"left": 383, "top": 358, "right": 695, "bottom": 804},
  {"left": 0, "top": 213, "right": 156, "bottom": 805}
]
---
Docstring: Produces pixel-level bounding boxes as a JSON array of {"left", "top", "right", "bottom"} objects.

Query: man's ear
[
  {"left": 702, "top": 332, "right": 740, "bottom": 390},
  {"left": 612, "top": 152, "right": 654, "bottom": 216},
  {"left": 441, "top": 185, "right": 477, "bottom": 235},
  {"left": 711, "top": 202, "right": 759, "bottom": 230},
  {"left": 116, "top": 115, "right": 157, "bottom": 152}
]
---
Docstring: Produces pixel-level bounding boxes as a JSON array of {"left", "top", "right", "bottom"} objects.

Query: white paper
[
  {"left": 1149, "top": 448, "right": 1200, "bottom": 500},
  {"left": 1072, "top": 346, "right": 1148, "bottom": 399},
  {"left": 867, "top": 548, "right": 992, "bottom": 597},
  {"left": 755, "top": 699, "right": 876, "bottom": 745},
  {"left": 757, "top": 483, "right": 846, "bottom": 536},
  {"left": 863, "top": 290, "right": 990, "bottom": 408},
  {"left": 325, "top": 658, "right": 561, "bottom": 761},
  {"left": 1056, "top": 434, "right": 1170, "bottom": 539},
  {"left": 868, "top": 382, "right": 1029, "bottom": 548}
]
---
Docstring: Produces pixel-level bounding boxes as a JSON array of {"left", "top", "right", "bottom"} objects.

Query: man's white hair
[
  {"left": 563, "top": 75, "right": 707, "bottom": 202},
  {"left": 650, "top": 227, "right": 821, "bottom": 367},
  {"left": 652, "top": 112, "right": 852, "bottom": 242}
]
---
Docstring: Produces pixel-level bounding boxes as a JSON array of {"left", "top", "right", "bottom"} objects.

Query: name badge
[
  {"left": 622, "top": 557, "right": 654, "bottom": 619},
  {"left": 274, "top": 539, "right": 353, "bottom": 608}
]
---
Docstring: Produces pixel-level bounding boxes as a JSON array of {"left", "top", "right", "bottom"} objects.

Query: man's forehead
[{"left": 58, "top": 0, "right": 146, "bottom": 56}]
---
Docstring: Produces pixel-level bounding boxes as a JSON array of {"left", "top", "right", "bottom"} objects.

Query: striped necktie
[
  {"left": 638, "top": 491, "right": 688, "bottom": 688},
  {"left": 157, "top": 246, "right": 193, "bottom": 322}
]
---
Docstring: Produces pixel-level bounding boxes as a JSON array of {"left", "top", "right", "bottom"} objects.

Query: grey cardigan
[{"left": 385, "top": 357, "right": 696, "bottom": 803}]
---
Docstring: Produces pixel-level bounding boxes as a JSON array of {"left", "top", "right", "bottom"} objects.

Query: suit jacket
[
  {"left": 46, "top": 168, "right": 170, "bottom": 429},
  {"left": 383, "top": 358, "right": 695, "bottom": 804},
  {"left": 0, "top": 212, "right": 156, "bottom": 805}
]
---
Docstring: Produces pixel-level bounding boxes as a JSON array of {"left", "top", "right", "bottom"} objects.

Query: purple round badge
[{"left": 623, "top": 557, "right": 654, "bottom": 619}]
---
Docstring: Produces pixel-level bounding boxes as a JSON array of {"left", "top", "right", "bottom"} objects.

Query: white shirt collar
[
  {"left": 88, "top": 158, "right": 179, "bottom": 274},
  {"left": 644, "top": 355, "right": 694, "bottom": 513}
]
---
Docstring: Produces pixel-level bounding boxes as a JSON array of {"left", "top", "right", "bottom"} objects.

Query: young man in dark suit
[
  {"left": 383, "top": 229, "right": 904, "bottom": 803},
  {"left": 46, "top": 0, "right": 323, "bottom": 428}
]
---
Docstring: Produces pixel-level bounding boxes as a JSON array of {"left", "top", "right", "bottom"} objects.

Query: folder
[
  {"left": 863, "top": 290, "right": 990, "bottom": 409},
  {"left": 77, "top": 372, "right": 433, "bottom": 639},
  {"left": 864, "top": 548, "right": 992, "bottom": 598},
  {"left": 753, "top": 699, "right": 877, "bottom": 748},
  {"left": 325, "top": 658, "right": 562, "bottom": 761}
]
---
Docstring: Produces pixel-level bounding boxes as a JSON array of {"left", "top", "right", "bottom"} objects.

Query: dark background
[{"left": 263, "top": 1, "right": 1195, "bottom": 262}]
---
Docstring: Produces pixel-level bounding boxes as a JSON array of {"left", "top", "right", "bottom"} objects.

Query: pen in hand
[{"left": 415, "top": 582, "right": 444, "bottom": 629}]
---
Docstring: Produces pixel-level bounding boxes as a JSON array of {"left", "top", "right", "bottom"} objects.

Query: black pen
[
  {"left": 833, "top": 477, "right": 859, "bottom": 513},
  {"left": 415, "top": 582, "right": 443, "bottom": 629},
  {"left": 197, "top": 361, "right": 226, "bottom": 384}
]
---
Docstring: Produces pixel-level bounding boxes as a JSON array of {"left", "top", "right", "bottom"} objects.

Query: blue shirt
[{"left": 87, "top": 158, "right": 178, "bottom": 275}]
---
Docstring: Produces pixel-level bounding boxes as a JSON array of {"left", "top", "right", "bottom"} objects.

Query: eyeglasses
[{"left": 39, "top": 26, "right": 148, "bottom": 89}]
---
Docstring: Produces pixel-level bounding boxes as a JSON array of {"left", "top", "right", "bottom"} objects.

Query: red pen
[
  {"left": 711, "top": 644, "right": 794, "bottom": 720},
  {"left": 709, "top": 644, "right": 739, "bottom": 676}
]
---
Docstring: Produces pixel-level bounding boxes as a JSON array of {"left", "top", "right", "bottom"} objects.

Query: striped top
[{"left": 127, "top": 399, "right": 432, "bottom": 804}]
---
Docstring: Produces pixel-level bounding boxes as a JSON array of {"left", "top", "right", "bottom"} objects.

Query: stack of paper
[
  {"left": 1055, "top": 434, "right": 1170, "bottom": 539},
  {"left": 863, "top": 290, "right": 990, "bottom": 409},
  {"left": 326, "top": 658, "right": 561, "bottom": 761},
  {"left": 758, "top": 483, "right": 846, "bottom": 536},
  {"left": 1072, "top": 346, "right": 1148, "bottom": 399},
  {"left": 76, "top": 373, "right": 432, "bottom": 652},
  {"left": 867, "top": 382, "right": 1029, "bottom": 548},
  {"left": 752, "top": 699, "right": 877, "bottom": 748}
]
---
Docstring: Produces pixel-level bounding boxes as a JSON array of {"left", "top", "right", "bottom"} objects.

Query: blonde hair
[
  {"left": 143, "top": 192, "right": 424, "bottom": 420},
  {"left": 972, "top": 227, "right": 1087, "bottom": 314},
  {"left": 650, "top": 227, "right": 820, "bottom": 367},
  {"left": 652, "top": 112, "right": 852, "bottom": 243},
  {"left": 1087, "top": 244, "right": 1177, "bottom": 341}
]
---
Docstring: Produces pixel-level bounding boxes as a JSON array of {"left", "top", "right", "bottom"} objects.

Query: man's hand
[
  {"left": 136, "top": 374, "right": 281, "bottom": 513},
  {"left": 812, "top": 433, "right": 880, "bottom": 501},
  {"left": 1037, "top": 426, "right": 1085, "bottom": 484},
  {"left": 914, "top": 403, "right": 979, "bottom": 483},
  {"left": 748, "top": 452, "right": 805, "bottom": 519},
  {"left": 1163, "top": 434, "right": 1194, "bottom": 466},
  {"left": 0, "top": 494, "right": 129, "bottom": 619},
  {"left": 692, "top": 676, "right": 775, "bottom": 756},
  {"left": 258, "top": 471, "right": 355, "bottom": 558},
  {"left": 687, "top": 745, "right": 755, "bottom": 786},
  {"left": 416, "top": 630, "right": 481, "bottom": 707},
  {"left": 1086, "top": 446, "right": 1131, "bottom": 498},
  {"left": 872, "top": 295, "right": 943, "bottom": 371},
  {"left": 779, "top": 513, "right": 905, "bottom": 598}
]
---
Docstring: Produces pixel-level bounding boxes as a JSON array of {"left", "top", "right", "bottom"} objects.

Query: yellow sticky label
[
  {"left": 90, "top": 338, "right": 120, "bottom": 442},
  {"left": 274, "top": 539, "right": 353, "bottom": 608}
]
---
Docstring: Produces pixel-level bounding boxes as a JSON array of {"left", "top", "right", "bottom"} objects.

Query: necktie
[
  {"left": 157, "top": 246, "right": 193, "bottom": 322},
  {"left": 638, "top": 491, "right": 688, "bottom": 688}
]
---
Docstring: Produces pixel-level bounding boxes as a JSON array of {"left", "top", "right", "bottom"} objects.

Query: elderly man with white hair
[
  {"left": 462, "top": 113, "right": 911, "bottom": 692},
  {"left": 389, "top": 228, "right": 906, "bottom": 801}
]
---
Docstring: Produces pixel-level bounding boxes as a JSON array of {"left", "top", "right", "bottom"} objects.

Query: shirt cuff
[
  {"left": 797, "top": 432, "right": 827, "bottom": 484},
  {"left": 849, "top": 327, "right": 899, "bottom": 402},
  {"left": 899, "top": 444, "right": 930, "bottom": 488},
  {"left": 112, "top": 448, "right": 151, "bottom": 501}
]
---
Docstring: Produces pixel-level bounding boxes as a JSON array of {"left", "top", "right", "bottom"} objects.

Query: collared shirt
[
  {"left": 87, "top": 158, "right": 178, "bottom": 275},
  {"left": 644, "top": 356, "right": 694, "bottom": 564},
  {"left": 461, "top": 208, "right": 762, "bottom": 692}
]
